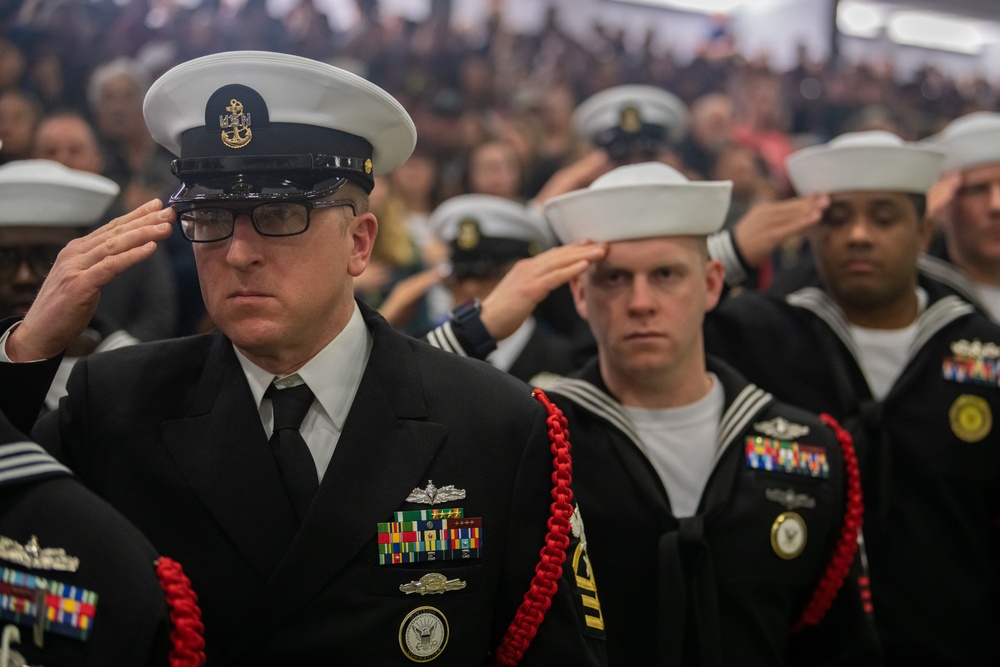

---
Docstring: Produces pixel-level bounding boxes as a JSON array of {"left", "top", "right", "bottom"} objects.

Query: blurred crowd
[{"left": 1, "top": 0, "right": 997, "bottom": 339}]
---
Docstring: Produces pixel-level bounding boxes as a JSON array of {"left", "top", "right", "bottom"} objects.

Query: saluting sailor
[
  {"left": 705, "top": 131, "right": 1000, "bottom": 665},
  {"left": 425, "top": 194, "right": 579, "bottom": 381},
  {"left": 0, "top": 160, "right": 138, "bottom": 413},
  {"left": 527, "top": 162, "right": 878, "bottom": 666},
  {"left": 0, "top": 51, "right": 605, "bottom": 666}
]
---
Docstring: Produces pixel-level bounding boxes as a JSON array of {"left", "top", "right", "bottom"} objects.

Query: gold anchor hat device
[{"left": 143, "top": 50, "right": 417, "bottom": 203}]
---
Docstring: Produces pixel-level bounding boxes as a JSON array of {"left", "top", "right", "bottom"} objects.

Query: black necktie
[{"left": 266, "top": 382, "right": 318, "bottom": 522}]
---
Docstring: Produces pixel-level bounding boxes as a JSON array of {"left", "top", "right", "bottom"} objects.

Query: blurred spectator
[
  {"left": 284, "top": 0, "right": 334, "bottom": 61},
  {"left": 732, "top": 70, "right": 795, "bottom": 194},
  {"left": 86, "top": 58, "right": 175, "bottom": 212},
  {"left": 0, "top": 89, "right": 41, "bottom": 164},
  {"left": 0, "top": 37, "right": 27, "bottom": 93},
  {"left": 355, "top": 175, "right": 435, "bottom": 336},
  {"left": 464, "top": 138, "right": 523, "bottom": 200},
  {"left": 521, "top": 83, "right": 581, "bottom": 196},
  {"left": 677, "top": 92, "right": 736, "bottom": 180},
  {"left": 32, "top": 110, "right": 105, "bottom": 174}
]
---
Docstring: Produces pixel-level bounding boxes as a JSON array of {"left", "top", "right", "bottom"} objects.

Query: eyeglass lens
[
  {"left": 0, "top": 246, "right": 61, "bottom": 280},
  {"left": 179, "top": 203, "right": 310, "bottom": 242}
]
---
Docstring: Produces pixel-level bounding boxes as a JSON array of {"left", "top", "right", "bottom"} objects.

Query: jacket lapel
[{"left": 161, "top": 334, "right": 300, "bottom": 580}]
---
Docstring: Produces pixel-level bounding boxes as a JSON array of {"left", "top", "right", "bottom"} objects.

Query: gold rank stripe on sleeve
[
  {"left": 744, "top": 436, "right": 830, "bottom": 479},
  {"left": 377, "top": 515, "right": 483, "bottom": 565}
]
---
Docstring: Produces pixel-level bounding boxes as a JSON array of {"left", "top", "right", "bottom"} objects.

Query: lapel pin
[
  {"left": 0, "top": 536, "right": 79, "bottom": 573},
  {"left": 765, "top": 487, "right": 816, "bottom": 511},
  {"left": 753, "top": 416, "right": 810, "bottom": 440}
]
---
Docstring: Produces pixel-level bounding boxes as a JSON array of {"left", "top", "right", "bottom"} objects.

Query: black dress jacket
[
  {"left": 0, "top": 302, "right": 605, "bottom": 666},
  {"left": 0, "top": 409, "right": 175, "bottom": 666}
]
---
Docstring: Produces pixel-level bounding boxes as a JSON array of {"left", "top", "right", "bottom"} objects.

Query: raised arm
[{"left": 6, "top": 199, "right": 175, "bottom": 362}]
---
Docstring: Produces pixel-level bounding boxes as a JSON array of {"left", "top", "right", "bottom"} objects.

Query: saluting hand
[
  {"left": 481, "top": 241, "right": 607, "bottom": 341},
  {"left": 732, "top": 193, "right": 830, "bottom": 269},
  {"left": 6, "top": 199, "right": 175, "bottom": 362}
]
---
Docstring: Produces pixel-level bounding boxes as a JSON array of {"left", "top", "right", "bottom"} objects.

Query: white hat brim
[
  {"left": 429, "top": 194, "right": 554, "bottom": 247},
  {"left": 788, "top": 144, "right": 943, "bottom": 195},
  {"left": 0, "top": 160, "right": 119, "bottom": 227},
  {"left": 545, "top": 182, "right": 731, "bottom": 245}
]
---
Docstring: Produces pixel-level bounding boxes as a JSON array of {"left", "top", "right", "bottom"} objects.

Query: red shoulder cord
[
  {"left": 155, "top": 557, "right": 207, "bottom": 667},
  {"left": 493, "top": 389, "right": 575, "bottom": 666},
  {"left": 791, "top": 413, "right": 864, "bottom": 633}
]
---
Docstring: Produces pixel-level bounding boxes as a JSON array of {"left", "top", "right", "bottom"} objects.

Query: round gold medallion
[
  {"left": 949, "top": 394, "right": 992, "bottom": 443},
  {"left": 399, "top": 606, "right": 448, "bottom": 663},
  {"left": 770, "top": 511, "right": 807, "bottom": 560}
]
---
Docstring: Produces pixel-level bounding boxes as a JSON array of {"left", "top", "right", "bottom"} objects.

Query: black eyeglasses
[
  {"left": 173, "top": 199, "right": 357, "bottom": 243},
  {"left": 0, "top": 245, "right": 62, "bottom": 281}
]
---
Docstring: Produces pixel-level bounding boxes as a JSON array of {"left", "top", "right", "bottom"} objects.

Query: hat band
[
  {"left": 172, "top": 154, "right": 369, "bottom": 179},
  {"left": 594, "top": 123, "right": 669, "bottom": 148},
  {"left": 449, "top": 238, "right": 537, "bottom": 279}
]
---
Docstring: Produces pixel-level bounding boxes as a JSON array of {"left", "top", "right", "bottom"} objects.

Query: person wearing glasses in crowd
[
  {"left": 0, "top": 159, "right": 138, "bottom": 413},
  {"left": 0, "top": 52, "right": 606, "bottom": 666}
]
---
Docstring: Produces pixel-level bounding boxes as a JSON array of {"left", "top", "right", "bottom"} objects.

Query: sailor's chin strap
[
  {"left": 155, "top": 557, "right": 206, "bottom": 667},
  {"left": 493, "top": 390, "right": 574, "bottom": 666},
  {"left": 791, "top": 413, "right": 864, "bottom": 632}
]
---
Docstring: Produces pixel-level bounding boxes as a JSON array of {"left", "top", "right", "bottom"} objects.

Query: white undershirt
[
  {"left": 623, "top": 374, "right": 724, "bottom": 518},
  {"left": 847, "top": 288, "right": 926, "bottom": 401},
  {"left": 236, "top": 302, "right": 372, "bottom": 481}
]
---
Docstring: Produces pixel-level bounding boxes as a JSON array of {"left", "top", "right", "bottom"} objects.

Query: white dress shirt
[{"left": 235, "top": 302, "right": 372, "bottom": 481}]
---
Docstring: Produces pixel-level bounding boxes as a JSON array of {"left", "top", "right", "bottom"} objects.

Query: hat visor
[{"left": 168, "top": 174, "right": 349, "bottom": 204}]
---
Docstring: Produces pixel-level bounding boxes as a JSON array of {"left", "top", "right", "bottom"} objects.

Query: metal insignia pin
[
  {"left": 0, "top": 536, "right": 79, "bottom": 573},
  {"left": 754, "top": 416, "right": 810, "bottom": 440},
  {"left": 219, "top": 98, "right": 252, "bottom": 148},
  {"left": 951, "top": 338, "right": 1000, "bottom": 359},
  {"left": 399, "top": 606, "right": 449, "bottom": 663},
  {"left": 949, "top": 394, "right": 992, "bottom": 443},
  {"left": 399, "top": 573, "right": 467, "bottom": 596},
  {"left": 771, "top": 512, "right": 807, "bottom": 560},
  {"left": 765, "top": 487, "right": 816, "bottom": 510},
  {"left": 406, "top": 481, "right": 466, "bottom": 505}
]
